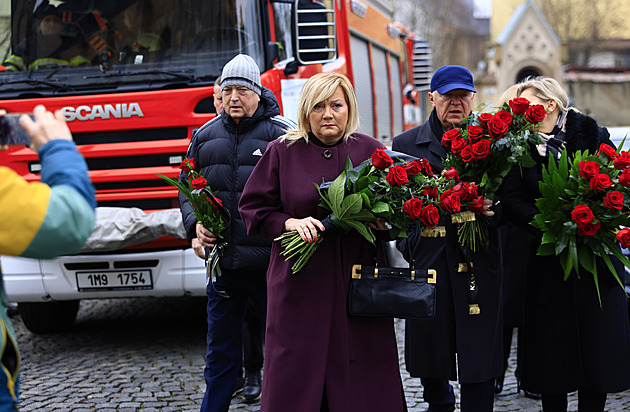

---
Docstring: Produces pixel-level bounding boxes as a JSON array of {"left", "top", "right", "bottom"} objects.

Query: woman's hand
[
  {"left": 284, "top": 217, "right": 325, "bottom": 243},
  {"left": 196, "top": 222, "right": 218, "bottom": 248},
  {"left": 367, "top": 220, "right": 389, "bottom": 231},
  {"left": 482, "top": 198, "right": 495, "bottom": 217}
]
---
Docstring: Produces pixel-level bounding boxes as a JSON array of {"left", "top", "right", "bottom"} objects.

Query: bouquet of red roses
[
  {"left": 533, "top": 144, "right": 630, "bottom": 304},
  {"left": 157, "top": 158, "right": 227, "bottom": 241},
  {"left": 441, "top": 97, "right": 546, "bottom": 251},
  {"left": 275, "top": 149, "right": 450, "bottom": 274}
]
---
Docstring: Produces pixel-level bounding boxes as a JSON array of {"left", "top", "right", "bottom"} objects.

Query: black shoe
[
  {"left": 242, "top": 369, "right": 262, "bottom": 402},
  {"left": 232, "top": 374, "right": 244, "bottom": 398},
  {"left": 523, "top": 389, "right": 542, "bottom": 400},
  {"left": 427, "top": 405, "right": 455, "bottom": 412},
  {"left": 494, "top": 375, "right": 505, "bottom": 394},
  {"left": 517, "top": 378, "right": 542, "bottom": 400}
]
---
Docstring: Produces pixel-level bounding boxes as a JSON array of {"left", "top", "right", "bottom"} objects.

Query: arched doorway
[{"left": 516, "top": 67, "right": 541, "bottom": 82}]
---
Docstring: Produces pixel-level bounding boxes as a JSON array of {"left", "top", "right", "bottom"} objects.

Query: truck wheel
[{"left": 18, "top": 301, "right": 80, "bottom": 333}]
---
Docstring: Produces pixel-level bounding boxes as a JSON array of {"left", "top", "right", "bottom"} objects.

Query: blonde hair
[
  {"left": 515, "top": 76, "right": 571, "bottom": 113},
  {"left": 496, "top": 84, "right": 519, "bottom": 107},
  {"left": 280, "top": 72, "right": 359, "bottom": 145}
]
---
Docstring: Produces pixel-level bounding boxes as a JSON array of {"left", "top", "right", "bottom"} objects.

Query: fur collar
[{"left": 563, "top": 110, "right": 602, "bottom": 154}]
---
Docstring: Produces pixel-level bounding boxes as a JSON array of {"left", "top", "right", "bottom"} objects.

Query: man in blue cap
[{"left": 392, "top": 66, "right": 502, "bottom": 412}]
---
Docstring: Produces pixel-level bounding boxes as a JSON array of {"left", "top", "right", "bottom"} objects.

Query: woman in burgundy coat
[{"left": 239, "top": 73, "right": 406, "bottom": 412}]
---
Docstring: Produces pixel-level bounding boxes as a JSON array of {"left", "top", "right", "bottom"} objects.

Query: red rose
[
  {"left": 487, "top": 116, "right": 509, "bottom": 140},
  {"left": 440, "top": 190, "right": 462, "bottom": 213},
  {"left": 471, "top": 139, "right": 491, "bottom": 160},
  {"left": 386, "top": 165, "right": 408, "bottom": 187},
  {"left": 372, "top": 148, "right": 393, "bottom": 170},
  {"left": 614, "top": 151, "right": 630, "bottom": 170},
  {"left": 571, "top": 204, "right": 595, "bottom": 225},
  {"left": 467, "top": 126, "right": 484, "bottom": 143},
  {"left": 442, "top": 128, "right": 462, "bottom": 147},
  {"left": 598, "top": 144, "right": 619, "bottom": 161},
  {"left": 468, "top": 196, "right": 485, "bottom": 214},
  {"left": 620, "top": 169, "right": 630, "bottom": 187},
  {"left": 403, "top": 197, "right": 423, "bottom": 219},
  {"left": 494, "top": 110, "right": 513, "bottom": 127},
  {"left": 525, "top": 104, "right": 546, "bottom": 123},
  {"left": 578, "top": 160, "right": 600, "bottom": 179},
  {"left": 451, "top": 182, "right": 477, "bottom": 202},
  {"left": 403, "top": 160, "right": 423, "bottom": 176},
  {"left": 421, "top": 158, "right": 433, "bottom": 176},
  {"left": 589, "top": 173, "right": 613, "bottom": 191},
  {"left": 179, "top": 158, "right": 195, "bottom": 173},
  {"left": 207, "top": 196, "right": 224, "bottom": 210},
  {"left": 616, "top": 228, "right": 630, "bottom": 248},
  {"left": 450, "top": 136, "right": 466, "bottom": 155},
  {"left": 420, "top": 204, "right": 440, "bottom": 228},
  {"left": 443, "top": 167, "right": 459, "bottom": 180},
  {"left": 421, "top": 186, "right": 439, "bottom": 199},
  {"left": 191, "top": 177, "right": 207, "bottom": 189},
  {"left": 460, "top": 145, "right": 474, "bottom": 162},
  {"left": 578, "top": 221, "right": 601, "bottom": 236},
  {"left": 478, "top": 112, "right": 493, "bottom": 126},
  {"left": 603, "top": 191, "right": 624, "bottom": 210},
  {"left": 508, "top": 97, "right": 530, "bottom": 115}
]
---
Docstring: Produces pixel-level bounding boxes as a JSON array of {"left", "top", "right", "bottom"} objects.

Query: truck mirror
[{"left": 294, "top": 0, "right": 337, "bottom": 65}]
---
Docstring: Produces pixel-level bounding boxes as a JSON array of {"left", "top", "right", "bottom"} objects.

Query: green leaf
[
  {"left": 315, "top": 183, "right": 335, "bottom": 212},
  {"left": 344, "top": 219, "right": 375, "bottom": 244},
  {"left": 327, "top": 171, "right": 347, "bottom": 215},
  {"left": 371, "top": 201, "right": 391, "bottom": 214},
  {"left": 338, "top": 193, "right": 363, "bottom": 219},
  {"left": 579, "top": 245, "right": 596, "bottom": 275},
  {"left": 568, "top": 235, "right": 579, "bottom": 277},
  {"left": 537, "top": 243, "right": 556, "bottom": 256}
]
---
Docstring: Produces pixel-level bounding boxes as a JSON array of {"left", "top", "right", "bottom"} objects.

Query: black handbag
[{"left": 348, "top": 242, "right": 437, "bottom": 320}]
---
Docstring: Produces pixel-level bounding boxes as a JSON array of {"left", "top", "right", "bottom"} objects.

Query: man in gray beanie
[
  {"left": 220, "top": 54, "right": 263, "bottom": 96},
  {"left": 179, "top": 54, "right": 295, "bottom": 412}
]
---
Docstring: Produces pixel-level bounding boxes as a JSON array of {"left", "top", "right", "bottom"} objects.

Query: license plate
[{"left": 76, "top": 270, "right": 153, "bottom": 292}]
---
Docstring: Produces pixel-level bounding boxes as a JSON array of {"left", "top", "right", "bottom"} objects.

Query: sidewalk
[{"left": 229, "top": 318, "right": 630, "bottom": 411}]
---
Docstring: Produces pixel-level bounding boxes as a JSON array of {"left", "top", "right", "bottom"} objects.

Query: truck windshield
[{"left": 0, "top": 0, "right": 264, "bottom": 96}]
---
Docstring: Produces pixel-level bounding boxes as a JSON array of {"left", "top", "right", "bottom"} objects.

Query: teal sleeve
[{"left": 21, "top": 186, "right": 95, "bottom": 258}]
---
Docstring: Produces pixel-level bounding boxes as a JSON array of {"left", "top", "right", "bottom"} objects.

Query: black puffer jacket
[{"left": 180, "top": 87, "right": 295, "bottom": 271}]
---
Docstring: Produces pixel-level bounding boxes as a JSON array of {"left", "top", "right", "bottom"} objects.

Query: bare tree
[
  {"left": 392, "top": 0, "right": 486, "bottom": 70},
  {"left": 534, "top": 0, "right": 627, "bottom": 66}
]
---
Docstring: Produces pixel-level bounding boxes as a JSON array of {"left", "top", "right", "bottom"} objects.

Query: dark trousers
[
  {"left": 541, "top": 390, "right": 607, "bottom": 412},
  {"left": 200, "top": 269, "right": 267, "bottom": 412},
  {"left": 422, "top": 377, "right": 494, "bottom": 412},
  {"left": 242, "top": 298, "right": 264, "bottom": 372}
]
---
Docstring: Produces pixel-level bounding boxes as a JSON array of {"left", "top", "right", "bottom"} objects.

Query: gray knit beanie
[{"left": 220, "top": 54, "right": 262, "bottom": 96}]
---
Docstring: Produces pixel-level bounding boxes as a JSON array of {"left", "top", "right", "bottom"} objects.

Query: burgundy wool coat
[{"left": 239, "top": 133, "right": 407, "bottom": 412}]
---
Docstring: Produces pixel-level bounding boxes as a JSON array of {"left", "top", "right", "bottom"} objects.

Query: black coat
[
  {"left": 180, "top": 88, "right": 295, "bottom": 271},
  {"left": 392, "top": 110, "right": 503, "bottom": 384},
  {"left": 501, "top": 109, "right": 630, "bottom": 393}
]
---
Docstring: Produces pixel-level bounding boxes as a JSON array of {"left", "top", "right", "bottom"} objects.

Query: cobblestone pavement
[{"left": 11, "top": 297, "right": 630, "bottom": 411}]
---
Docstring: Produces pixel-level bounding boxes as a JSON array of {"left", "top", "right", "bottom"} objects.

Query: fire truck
[{"left": 0, "top": 0, "right": 429, "bottom": 332}]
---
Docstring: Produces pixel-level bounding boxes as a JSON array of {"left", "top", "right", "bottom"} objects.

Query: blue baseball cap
[{"left": 430, "top": 65, "right": 476, "bottom": 94}]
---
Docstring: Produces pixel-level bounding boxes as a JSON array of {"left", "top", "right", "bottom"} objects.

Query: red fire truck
[{"left": 0, "top": 0, "right": 428, "bottom": 332}]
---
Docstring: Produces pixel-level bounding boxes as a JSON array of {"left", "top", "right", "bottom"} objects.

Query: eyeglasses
[
  {"left": 437, "top": 92, "right": 474, "bottom": 102},
  {"left": 222, "top": 86, "right": 251, "bottom": 96}
]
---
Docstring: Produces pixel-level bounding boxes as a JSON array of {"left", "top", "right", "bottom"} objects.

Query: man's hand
[
  {"left": 19, "top": 104, "right": 73, "bottom": 152},
  {"left": 196, "top": 222, "right": 218, "bottom": 249},
  {"left": 191, "top": 238, "right": 205, "bottom": 259}
]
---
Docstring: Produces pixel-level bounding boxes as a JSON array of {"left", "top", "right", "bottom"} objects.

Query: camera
[{"left": 0, "top": 113, "right": 32, "bottom": 145}]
